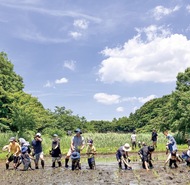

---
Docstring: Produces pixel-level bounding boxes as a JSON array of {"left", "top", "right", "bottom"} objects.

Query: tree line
[{"left": 0, "top": 52, "right": 190, "bottom": 140}]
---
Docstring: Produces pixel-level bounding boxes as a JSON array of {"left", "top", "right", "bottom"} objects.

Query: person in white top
[{"left": 131, "top": 131, "right": 137, "bottom": 150}]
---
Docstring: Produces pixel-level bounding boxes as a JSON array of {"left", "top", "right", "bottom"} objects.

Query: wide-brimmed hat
[
  {"left": 21, "top": 146, "right": 28, "bottom": 153},
  {"left": 123, "top": 143, "right": 131, "bottom": 152},
  {"left": 74, "top": 128, "right": 82, "bottom": 134},
  {"left": 71, "top": 152, "right": 80, "bottom": 159},
  {"left": 9, "top": 137, "right": 16, "bottom": 142}
]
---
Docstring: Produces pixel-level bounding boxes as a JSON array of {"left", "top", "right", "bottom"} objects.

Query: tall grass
[{"left": 0, "top": 132, "right": 187, "bottom": 158}]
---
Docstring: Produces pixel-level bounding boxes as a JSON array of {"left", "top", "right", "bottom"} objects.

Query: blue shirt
[{"left": 32, "top": 139, "right": 42, "bottom": 154}]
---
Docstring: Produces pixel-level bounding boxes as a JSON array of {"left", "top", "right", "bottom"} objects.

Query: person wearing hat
[
  {"left": 65, "top": 128, "right": 85, "bottom": 168},
  {"left": 138, "top": 145, "right": 155, "bottom": 171},
  {"left": 5, "top": 137, "right": 21, "bottom": 170},
  {"left": 181, "top": 146, "right": 190, "bottom": 166},
  {"left": 86, "top": 139, "right": 96, "bottom": 169},
  {"left": 71, "top": 151, "right": 81, "bottom": 170},
  {"left": 50, "top": 134, "right": 62, "bottom": 168},
  {"left": 31, "top": 133, "right": 45, "bottom": 169},
  {"left": 20, "top": 146, "right": 34, "bottom": 170},
  {"left": 116, "top": 143, "right": 132, "bottom": 170}
]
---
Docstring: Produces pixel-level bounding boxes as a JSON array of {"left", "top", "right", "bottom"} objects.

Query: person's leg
[
  {"left": 52, "top": 157, "right": 56, "bottom": 168},
  {"left": 57, "top": 157, "right": 62, "bottom": 167},
  {"left": 13, "top": 156, "right": 19, "bottom": 169},
  {"left": 34, "top": 153, "right": 40, "bottom": 169},
  {"left": 65, "top": 149, "right": 71, "bottom": 168},
  {"left": 40, "top": 153, "right": 45, "bottom": 169},
  {"left": 6, "top": 154, "right": 13, "bottom": 169}
]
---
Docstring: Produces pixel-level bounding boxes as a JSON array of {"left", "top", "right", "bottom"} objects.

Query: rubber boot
[
  {"left": 41, "top": 160, "right": 45, "bottom": 169},
  {"left": 52, "top": 162, "right": 55, "bottom": 168},
  {"left": 65, "top": 158, "right": 69, "bottom": 168},
  {"left": 58, "top": 161, "right": 62, "bottom": 167},
  {"left": 6, "top": 163, "right": 9, "bottom": 170},
  {"left": 118, "top": 161, "right": 122, "bottom": 169}
]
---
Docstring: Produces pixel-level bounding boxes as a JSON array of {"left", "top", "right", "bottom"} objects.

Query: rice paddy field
[{"left": 0, "top": 132, "right": 190, "bottom": 185}]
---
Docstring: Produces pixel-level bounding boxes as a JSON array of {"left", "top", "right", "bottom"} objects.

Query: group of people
[{"left": 3, "top": 128, "right": 190, "bottom": 171}]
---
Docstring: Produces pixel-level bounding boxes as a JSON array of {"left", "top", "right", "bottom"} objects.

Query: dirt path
[{"left": 0, "top": 154, "right": 190, "bottom": 185}]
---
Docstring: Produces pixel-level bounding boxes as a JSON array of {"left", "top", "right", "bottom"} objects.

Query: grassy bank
[{"left": 0, "top": 132, "right": 188, "bottom": 159}]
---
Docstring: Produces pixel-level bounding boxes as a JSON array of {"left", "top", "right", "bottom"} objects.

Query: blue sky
[{"left": 0, "top": 0, "right": 190, "bottom": 121}]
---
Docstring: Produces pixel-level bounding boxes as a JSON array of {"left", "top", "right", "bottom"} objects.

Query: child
[
  {"left": 20, "top": 146, "right": 34, "bottom": 170},
  {"left": 50, "top": 134, "right": 62, "bottom": 168},
  {"left": 86, "top": 139, "right": 96, "bottom": 169},
  {"left": 116, "top": 143, "right": 132, "bottom": 170},
  {"left": 164, "top": 151, "right": 180, "bottom": 168},
  {"left": 71, "top": 151, "right": 81, "bottom": 170}
]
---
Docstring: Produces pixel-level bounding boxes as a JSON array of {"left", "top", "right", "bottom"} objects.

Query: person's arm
[
  {"left": 164, "top": 154, "right": 171, "bottom": 166},
  {"left": 70, "top": 137, "right": 74, "bottom": 151},
  {"left": 80, "top": 137, "right": 85, "bottom": 151}
]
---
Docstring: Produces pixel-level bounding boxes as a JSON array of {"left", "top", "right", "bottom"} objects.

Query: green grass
[{"left": 0, "top": 132, "right": 188, "bottom": 159}]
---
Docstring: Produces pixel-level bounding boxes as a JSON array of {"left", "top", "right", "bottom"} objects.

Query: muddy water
[{"left": 0, "top": 153, "right": 190, "bottom": 185}]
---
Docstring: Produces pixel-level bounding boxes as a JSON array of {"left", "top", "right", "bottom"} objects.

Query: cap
[
  {"left": 9, "top": 137, "right": 16, "bottom": 142},
  {"left": 74, "top": 128, "right": 82, "bottom": 134},
  {"left": 87, "top": 139, "right": 93, "bottom": 144},
  {"left": 148, "top": 146, "right": 155, "bottom": 152},
  {"left": 36, "top": 133, "right": 41, "bottom": 137},
  {"left": 53, "top": 134, "right": 58, "bottom": 137}
]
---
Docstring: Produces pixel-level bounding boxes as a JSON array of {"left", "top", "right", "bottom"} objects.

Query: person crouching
[
  {"left": 138, "top": 145, "right": 155, "bottom": 171},
  {"left": 20, "top": 146, "right": 34, "bottom": 171},
  {"left": 116, "top": 143, "right": 132, "bottom": 170},
  {"left": 164, "top": 151, "right": 179, "bottom": 168}
]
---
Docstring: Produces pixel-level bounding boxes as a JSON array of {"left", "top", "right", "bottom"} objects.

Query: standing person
[
  {"left": 5, "top": 137, "right": 21, "bottom": 170},
  {"left": 131, "top": 131, "right": 137, "bottom": 150},
  {"left": 116, "top": 143, "right": 132, "bottom": 170},
  {"left": 151, "top": 129, "right": 158, "bottom": 148},
  {"left": 65, "top": 128, "right": 85, "bottom": 168},
  {"left": 50, "top": 134, "right": 62, "bottom": 168},
  {"left": 163, "top": 130, "right": 177, "bottom": 153},
  {"left": 86, "top": 139, "right": 96, "bottom": 169},
  {"left": 138, "top": 145, "right": 155, "bottom": 171},
  {"left": 31, "top": 133, "right": 45, "bottom": 169}
]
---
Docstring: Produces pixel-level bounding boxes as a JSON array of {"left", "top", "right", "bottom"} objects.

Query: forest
[{"left": 0, "top": 51, "right": 190, "bottom": 140}]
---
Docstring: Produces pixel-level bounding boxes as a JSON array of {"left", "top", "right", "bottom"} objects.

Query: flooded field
[{"left": 0, "top": 152, "right": 190, "bottom": 185}]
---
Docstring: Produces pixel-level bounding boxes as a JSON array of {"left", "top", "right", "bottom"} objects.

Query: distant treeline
[{"left": 0, "top": 52, "right": 190, "bottom": 140}]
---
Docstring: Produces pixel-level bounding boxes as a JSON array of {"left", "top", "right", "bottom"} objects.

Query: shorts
[
  {"left": 52, "top": 156, "right": 61, "bottom": 162},
  {"left": 34, "top": 152, "right": 44, "bottom": 162},
  {"left": 8, "top": 154, "right": 19, "bottom": 163}
]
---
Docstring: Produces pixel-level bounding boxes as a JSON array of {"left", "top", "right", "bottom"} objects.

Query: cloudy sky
[{"left": 0, "top": 0, "right": 190, "bottom": 121}]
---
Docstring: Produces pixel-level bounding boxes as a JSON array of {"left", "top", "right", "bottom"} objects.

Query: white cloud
[
  {"left": 73, "top": 19, "right": 89, "bottom": 30},
  {"left": 69, "top": 31, "right": 82, "bottom": 39},
  {"left": 122, "top": 95, "right": 157, "bottom": 103},
  {"left": 138, "top": 95, "right": 157, "bottom": 103},
  {"left": 93, "top": 93, "right": 120, "bottom": 105},
  {"left": 116, "top": 107, "right": 124, "bottom": 112},
  {"left": 98, "top": 25, "right": 190, "bottom": 83},
  {"left": 55, "top": 78, "right": 68, "bottom": 84},
  {"left": 43, "top": 80, "right": 54, "bottom": 88},
  {"left": 63, "top": 60, "right": 76, "bottom": 71},
  {"left": 152, "top": 5, "right": 180, "bottom": 20},
  {"left": 186, "top": 5, "right": 190, "bottom": 12}
]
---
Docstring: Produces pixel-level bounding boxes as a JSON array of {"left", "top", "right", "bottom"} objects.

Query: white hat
[{"left": 123, "top": 143, "right": 131, "bottom": 152}]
